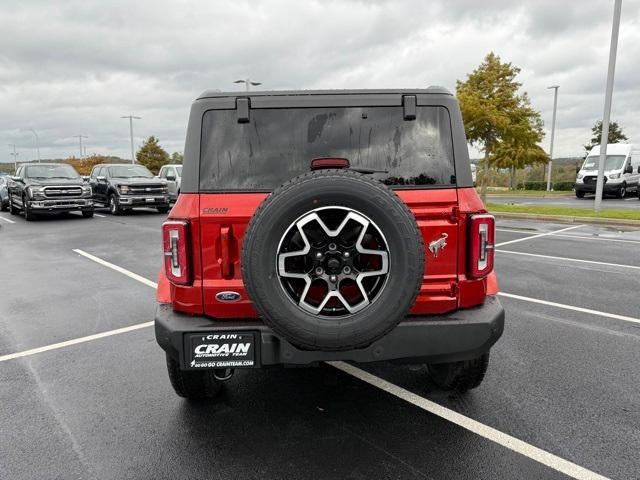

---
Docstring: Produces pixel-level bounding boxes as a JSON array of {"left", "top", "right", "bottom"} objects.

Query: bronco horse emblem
[{"left": 428, "top": 233, "right": 448, "bottom": 258}]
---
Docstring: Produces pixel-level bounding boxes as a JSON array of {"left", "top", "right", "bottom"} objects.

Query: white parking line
[
  {"left": 498, "top": 292, "right": 640, "bottom": 326},
  {"left": 2, "top": 250, "right": 616, "bottom": 478},
  {"left": 496, "top": 228, "right": 640, "bottom": 245},
  {"left": 0, "top": 215, "right": 16, "bottom": 224},
  {"left": 329, "top": 361, "right": 609, "bottom": 480},
  {"left": 73, "top": 249, "right": 158, "bottom": 288},
  {"left": 0, "top": 322, "right": 153, "bottom": 363},
  {"left": 94, "top": 213, "right": 106, "bottom": 218},
  {"left": 497, "top": 249, "right": 640, "bottom": 271},
  {"left": 495, "top": 225, "right": 584, "bottom": 247}
]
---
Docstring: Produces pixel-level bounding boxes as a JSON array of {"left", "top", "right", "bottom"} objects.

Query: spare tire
[{"left": 242, "top": 169, "right": 424, "bottom": 351}]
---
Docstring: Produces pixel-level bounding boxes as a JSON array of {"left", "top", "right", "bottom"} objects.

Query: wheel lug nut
[
  {"left": 315, "top": 252, "right": 323, "bottom": 259},
  {"left": 328, "top": 243, "right": 337, "bottom": 251},
  {"left": 343, "top": 251, "right": 350, "bottom": 258},
  {"left": 343, "top": 266, "right": 351, "bottom": 274},
  {"left": 329, "top": 275, "right": 338, "bottom": 283},
  {"left": 315, "top": 267, "right": 324, "bottom": 275}
]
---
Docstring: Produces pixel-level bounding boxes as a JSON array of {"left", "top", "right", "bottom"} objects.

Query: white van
[
  {"left": 575, "top": 144, "right": 640, "bottom": 198},
  {"left": 157, "top": 164, "right": 182, "bottom": 201}
]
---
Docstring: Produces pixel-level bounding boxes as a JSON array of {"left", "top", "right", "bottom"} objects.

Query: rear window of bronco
[{"left": 200, "top": 106, "right": 455, "bottom": 191}]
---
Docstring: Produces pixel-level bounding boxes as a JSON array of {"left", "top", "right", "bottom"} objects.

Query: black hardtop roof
[{"left": 197, "top": 87, "right": 452, "bottom": 100}]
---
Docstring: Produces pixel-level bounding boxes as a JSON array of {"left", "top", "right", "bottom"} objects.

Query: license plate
[
  {"left": 186, "top": 332, "right": 255, "bottom": 369},
  {"left": 146, "top": 198, "right": 154, "bottom": 203}
]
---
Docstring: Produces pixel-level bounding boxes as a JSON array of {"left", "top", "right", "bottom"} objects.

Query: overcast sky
[{"left": 1, "top": 0, "right": 639, "bottom": 163}]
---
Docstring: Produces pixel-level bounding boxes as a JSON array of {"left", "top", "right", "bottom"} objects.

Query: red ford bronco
[{"left": 155, "top": 88, "right": 504, "bottom": 399}]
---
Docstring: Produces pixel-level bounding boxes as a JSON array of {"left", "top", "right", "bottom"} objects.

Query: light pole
[
  {"left": 234, "top": 79, "right": 262, "bottom": 91},
  {"left": 22, "top": 129, "right": 40, "bottom": 162},
  {"left": 8, "top": 144, "right": 18, "bottom": 171},
  {"left": 73, "top": 135, "right": 88, "bottom": 159},
  {"left": 595, "top": 0, "right": 622, "bottom": 213},
  {"left": 546, "top": 85, "right": 559, "bottom": 192},
  {"left": 121, "top": 115, "right": 141, "bottom": 164}
]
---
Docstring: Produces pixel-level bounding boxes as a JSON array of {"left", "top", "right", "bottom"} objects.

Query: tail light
[
  {"left": 162, "top": 220, "right": 191, "bottom": 285},
  {"left": 468, "top": 214, "right": 495, "bottom": 278}
]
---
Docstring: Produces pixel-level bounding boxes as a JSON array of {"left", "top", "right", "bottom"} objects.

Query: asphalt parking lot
[{"left": 1, "top": 209, "right": 639, "bottom": 480}]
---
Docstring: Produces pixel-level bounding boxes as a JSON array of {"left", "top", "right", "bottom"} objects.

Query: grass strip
[
  {"left": 487, "top": 202, "right": 640, "bottom": 221},
  {"left": 483, "top": 189, "right": 573, "bottom": 197}
]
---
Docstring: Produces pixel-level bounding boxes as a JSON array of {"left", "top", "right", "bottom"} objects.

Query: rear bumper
[{"left": 155, "top": 296, "right": 505, "bottom": 369}]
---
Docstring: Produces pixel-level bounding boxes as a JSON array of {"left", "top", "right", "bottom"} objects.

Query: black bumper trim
[{"left": 155, "top": 296, "right": 505, "bottom": 368}]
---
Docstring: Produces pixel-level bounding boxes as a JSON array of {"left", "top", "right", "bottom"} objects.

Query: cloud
[{"left": 1, "top": 0, "right": 639, "bottom": 162}]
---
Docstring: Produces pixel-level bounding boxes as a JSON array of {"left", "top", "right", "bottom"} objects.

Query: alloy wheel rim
[{"left": 276, "top": 206, "right": 390, "bottom": 318}]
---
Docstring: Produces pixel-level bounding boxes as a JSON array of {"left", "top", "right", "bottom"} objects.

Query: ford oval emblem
[{"left": 216, "top": 291, "right": 241, "bottom": 303}]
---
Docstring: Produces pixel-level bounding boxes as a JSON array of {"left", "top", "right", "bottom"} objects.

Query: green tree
[
  {"left": 583, "top": 120, "right": 628, "bottom": 155},
  {"left": 136, "top": 136, "right": 169, "bottom": 174},
  {"left": 170, "top": 151, "right": 184, "bottom": 164},
  {"left": 456, "top": 52, "right": 547, "bottom": 198}
]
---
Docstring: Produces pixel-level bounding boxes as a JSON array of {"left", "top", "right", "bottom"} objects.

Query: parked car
[
  {"left": 155, "top": 88, "right": 504, "bottom": 400},
  {"left": 470, "top": 163, "right": 477, "bottom": 186},
  {"left": 0, "top": 176, "right": 9, "bottom": 211},
  {"left": 6, "top": 163, "right": 93, "bottom": 220},
  {"left": 575, "top": 143, "right": 640, "bottom": 198},
  {"left": 89, "top": 164, "right": 170, "bottom": 215},
  {"left": 157, "top": 164, "right": 182, "bottom": 201}
]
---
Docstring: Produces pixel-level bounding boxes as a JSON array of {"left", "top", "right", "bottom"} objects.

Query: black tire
[
  {"left": 427, "top": 353, "right": 490, "bottom": 392},
  {"left": 157, "top": 206, "right": 170, "bottom": 214},
  {"left": 23, "top": 196, "right": 35, "bottom": 221},
  {"left": 108, "top": 193, "right": 122, "bottom": 215},
  {"left": 618, "top": 183, "right": 627, "bottom": 199},
  {"left": 82, "top": 210, "right": 94, "bottom": 218},
  {"left": 575, "top": 190, "right": 585, "bottom": 199},
  {"left": 165, "top": 355, "right": 222, "bottom": 400},
  {"left": 242, "top": 169, "right": 424, "bottom": 351},
  {"left": 0, "top": 200, "right": 7, "bottom": 212},
  {"left": 8, "top": 195, "right": 18, "bottom": 215}
]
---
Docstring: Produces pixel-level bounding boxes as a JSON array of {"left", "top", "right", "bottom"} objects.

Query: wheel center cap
[{"left": 326, "top": 257, "right": 342, "bottom": 274}]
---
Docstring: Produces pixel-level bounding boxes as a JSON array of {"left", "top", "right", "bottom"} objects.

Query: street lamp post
[
  {"left": 23, "top": 129, "right": 40, "bottom": 163},
  {"left": 72, "top": 135, "right": 88, "bottom": 159},
  {"left": 595, "top": 0, "right": 622, "bottom": 213},
  {"left": 234, "top": 79, "right": 262, "bottom": 91},
  {"left": 8, "top": 144, "right": 18, "bottom": 171},
  {"left": 121, "top": 115, "right": 141, "bottom": 164},
  {"left": 546, "top": 86, "right": 559, "bottom": 192}
]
